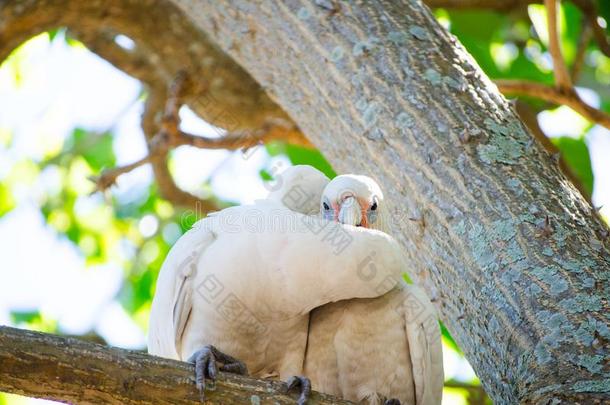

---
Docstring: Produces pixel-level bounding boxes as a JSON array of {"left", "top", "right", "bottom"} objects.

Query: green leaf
[
  {"left": 264, "top": 141, "right": 336, "bottom": 178},
  {"left": 10, "top": 310, "right": 57, "bottom": 333},
  {"left": 284, "top": 144, "right": 337, "bottom": 179},
  {"left": 0, "top": 183, "right": 16, "bottom": 218},
  {"left": 505, "top": 52, "right": 554, "bottom": 84},
  {"left": 447, "top": 10, "right": 507, "bottom": 77},
  {"left": 0, "top": 127, "right": 11, "bottom": 148},
  {"left": 562, "top": 2, "right": 583, "bottom": 64},
  {"left": 551, "top": 136, "right": 594, "bottom": 197},
  {"left": 65, "top": 128, "right": 116, "bottom": 172},
  {"left": 113, "top": 188, "right": 152, "bottom": 220},
  {"left": 441, "top": 322, "right": 462, "bottom": 353},
  {"left": 10, "top": 310, "right": 42, "bottom": 325},
  {"left": 528, "top": 3, "right": 581, "bottom": 64},
  {"left": 259, "top": 168, "right": 273, "bottom": 181},
  {"left": 81, "top": 133, "right": 116, "bottom": 172},
  {"left": 264, "top": 142, "right": 284, "bottom": 157},
  {"left": 48, "top": 28, "right": 65, "bottom": 42},
  {"left": 528, "top": 5, "right": 549, "bottom": 45},
  {"left": 448, "top": 10, "right": 505, "bottom": 43},
  {"left": 120, "top": 266, "right": 156, "bottom": 314},
  {"left": 64, "top": 31, "right": 86, "bottom": 49}
]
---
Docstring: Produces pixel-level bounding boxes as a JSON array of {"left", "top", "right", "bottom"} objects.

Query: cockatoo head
[
  {"left": 267, "top": 165, "right": 330, "bottom": 215},
  {"left": 320, "top": 174, "right": 387, "bottom": 232}
]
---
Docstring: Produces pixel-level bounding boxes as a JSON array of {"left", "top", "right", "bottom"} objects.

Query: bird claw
[
  {"left": 284, "top": 375, "right": 311, "bottom": 405},
  {"left": 187, "top": 345, "right": 248, "bottom": 402},
  {"left": 384, "top": 399, "right": 401, "bottom": 405}
]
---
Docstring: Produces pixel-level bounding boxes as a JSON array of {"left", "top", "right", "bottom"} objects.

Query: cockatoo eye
[
  {"left": 323, "top": 202, "right": 330, "bottom": 210},
  {"left": 367, "top": 200, "right": 378, "bottom": 224}
]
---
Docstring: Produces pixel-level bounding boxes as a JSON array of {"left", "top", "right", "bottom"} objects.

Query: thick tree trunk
[
  {"left": 1, "top": 0, "right": 609, "bottom": 404},
  {"left": 167, "top": 1, "right": 609, "bottom": 404},
  {"left": 0, "top": 326, "right": 351, "bottom": 404}
]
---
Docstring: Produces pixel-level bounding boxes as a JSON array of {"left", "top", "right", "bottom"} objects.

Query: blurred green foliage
[
  {"left": 440, "top": 2, "right": 608, "bottom": 205},
  {"left": 553, "top": 136, "right": 595, "bottom": 195}
]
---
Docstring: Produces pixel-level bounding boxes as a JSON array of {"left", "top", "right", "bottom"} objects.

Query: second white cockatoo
[
  {"left": 304, "top": 283, "right": 444, "bottom": 405},
  {"left": 267, "top": 164, "right": 330, "bottom": 215},
  {"left": 148, "top": 165, "right": 408, "bottom": 402},
  {"left": 273, "top": 169, "right": 444, "bottom": 405}
]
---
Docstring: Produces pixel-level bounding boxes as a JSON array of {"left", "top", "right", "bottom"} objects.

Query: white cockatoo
[
  {"left": 148, "top": 165, "right": 408, "bottom": 401},
  {"left": 304, "top": 284, "right": 444, "bottom": 405},
  {"left": 267, "top": 164, "right": 330, "bottom": 215},
  {"left": 273, "top": 169, "right": 444, "bottom": 405}
]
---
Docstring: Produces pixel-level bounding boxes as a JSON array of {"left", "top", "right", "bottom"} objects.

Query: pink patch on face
[{"left": 332, "top": 202, "right": 340, "bottom": 221}]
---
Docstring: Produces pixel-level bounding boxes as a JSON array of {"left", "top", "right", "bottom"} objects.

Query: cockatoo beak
[{"left": 337, "top": 196, "right": 369, "bottom": 228}]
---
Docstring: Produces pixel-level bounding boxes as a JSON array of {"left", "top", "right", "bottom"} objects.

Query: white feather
[
  {"left": 306, "top": 172, "right": 444, "bottom": 404},
  {"left": 304, "top": 283, "right": 444, "bottom": 404},
  {"left": 148, "top": 166, "right": 406, "bottom": 381}
]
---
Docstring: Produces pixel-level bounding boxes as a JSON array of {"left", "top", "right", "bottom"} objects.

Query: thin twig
[
  {"left": 174, "top": 124, "right": 309, "bottom": 150},
  {"left": 91, "top": 77, "right": 214, "bottom": 211},
  {"left": 496, "top": 0, "right": 610, "bottom": 132},
  {"left": 90, "top": 155, "right": 153, "bottom": 192},
  {"left": 571, "top": 19, "right": 592, "bottom": 83},
  {"left": 545, "top": 0, "right": 572, "bottom": 90},
  {"left": 571, "top": 0, "right": 610, "bottom": 58},
  {"left": 141, "top": 81, "right": 217, "bottom": 211},
  {"left": 92, "top": 73, "right": 311, "bottom": 209},
  {"left": 69, "top": 28, "right": 157, "bottom": 84},
  {"left": 425, "top": 0, "right": 610, "bottom": 58},
  {"left": 162, "top": 70, "right": 189, "bottom": 138},
  {"left": 496, "top": 79, "right": 610, "bottom": 130}
]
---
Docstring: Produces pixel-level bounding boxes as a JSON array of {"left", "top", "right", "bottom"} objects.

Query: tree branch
[
  {"left": 572, "top": 0, "right": 610, "bottom": 58},
  {"left": 0, "top": 326, "right": 351, "bottom": 404},
  {"left": 68, "top": 27, "right": 158, "bottom": 85},
  {"left": 91, "top": 154, "right": 154, "bottom": 192},
  {"left": 571, "top": 18, "right": 592, "bottom": 83},
  {"left": 1, "top": 0, "right": 317, "bottom": 212},
  {"left": 91, "top": 72, "right": 312, "bottom": 208},
  {"left": 545, "top": 0, "right": 572, "bottom": 90},
  {"left": 0, "top": 0, "right": 290, "bottom": 131},
  {"left": 424, "top": 0, "right": 610, "bottom": 59},
  {"left": 141, "top": 82, "right": 218, "bottom": 211},
  {"left": 496, "top": 79, "right": 610, "bottom": 129},
  {"left": 174, "top": 122, "right": 311, "bottom": 150}
]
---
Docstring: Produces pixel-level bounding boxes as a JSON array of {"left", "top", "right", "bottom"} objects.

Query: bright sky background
[{"left": 0, "top": 32, "right": 608, "bottom": 405}]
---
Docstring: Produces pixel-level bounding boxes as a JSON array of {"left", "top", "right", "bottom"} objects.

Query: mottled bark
[
  {"left": 0, "top": 326, "right": 351, "bottom": 405},
  {"left": 167, "top": 1, "right": 609, "bottom": 404},
  {"left": 513, "top": 100, "right": 590, "bottom": 200}
]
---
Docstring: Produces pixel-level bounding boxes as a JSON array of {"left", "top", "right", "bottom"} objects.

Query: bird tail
[{"left": 402, "top": 284, "right": 444, "bottom": 405}]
